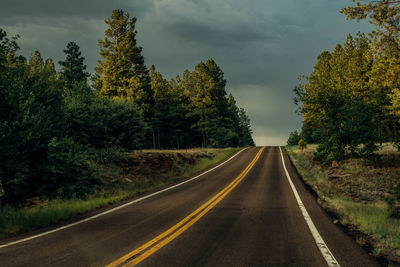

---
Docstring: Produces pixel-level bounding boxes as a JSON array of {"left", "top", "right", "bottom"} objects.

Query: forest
[
  {"left": 0, "top": 9, "right": 254, "bottom": 205},
  {"left": 289, "top": 0, "right": 400, "bottom": 164}
]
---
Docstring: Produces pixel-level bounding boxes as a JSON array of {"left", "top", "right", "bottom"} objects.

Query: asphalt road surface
[{"left": 0, "top": 147, "right": 379, "bottom": 266}]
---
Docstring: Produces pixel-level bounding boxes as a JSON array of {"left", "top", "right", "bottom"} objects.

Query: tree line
[
  {"left": 0, "top": 9, "right": 254, "bottom": 205},
  {"left": 290, "top": 0, "right": 400, "bottom": 163}
]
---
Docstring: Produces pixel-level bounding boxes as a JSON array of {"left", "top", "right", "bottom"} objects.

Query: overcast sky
[{"left": 0, "top": 0, "right": 372, "bottom": 145}]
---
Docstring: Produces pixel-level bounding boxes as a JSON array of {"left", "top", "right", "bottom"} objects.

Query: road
[{"left": 0, "top": 147, "right": 379, "bottom": 266}]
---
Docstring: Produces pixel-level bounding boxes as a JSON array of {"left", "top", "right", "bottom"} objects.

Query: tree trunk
[
  {"left": 152, "top": 128, "right": 156, "bottom": 150},
  {"left": 157, "top": 127, "right": 160, "bottom": 149}
]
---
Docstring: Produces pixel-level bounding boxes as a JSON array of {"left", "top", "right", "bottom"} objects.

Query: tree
[
  {"left": 169, "top": 74, "right": 195, "bottom": 148},
  {"left": 95, "top": 9, "right": 155, "bottom": 147},
  {"left": 59, "top": 41, "right": 89, "bottom": 96},
  {"left": 185, "top": 59, "right": 240, "bottom": 147},
  {"left": 64, "top": 96, "right": 146, "bottom": 150},
  {"left": 227, "top": 94, "right": 255, "bottom": 146},
  {"left": 287, "top": 131, "right": 301, "bottom": 146},
  {"left": 95, "top": 9, "right": 153, "bottom": 107},
  {"left": 238, "top": 107, "right": 255, "bottom": 146},
  {"left": 294, "top": 34, "right": 379, "bottom": 163},
  {"left": 342, "top": 1, "right": 400, "bottom": 143},
  {"left": 150, "top": 65, "right": 171, "bottom": 148},
  {"left": 0, "top": 37, "right": 69, "bottom": 203},
  {"left": 341, "top": 1, "right": 400, "bottom": 45}
]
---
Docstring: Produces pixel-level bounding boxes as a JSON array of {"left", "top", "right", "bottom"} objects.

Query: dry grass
[{"left": 287, "top": 144, "right": 400, "bottom": 263}]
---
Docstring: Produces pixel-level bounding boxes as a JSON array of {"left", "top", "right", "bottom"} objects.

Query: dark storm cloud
[
  {"left": 0, "top": 0, "right": 153, "bottom": 23},
  {"left": 0, "top": 0, "right": 373, "bottom": 145},
  {"left": 162, "top": 19, "right": 271, "bottom": 47}
]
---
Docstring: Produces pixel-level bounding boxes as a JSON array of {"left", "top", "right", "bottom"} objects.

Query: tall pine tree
[
  {"left": 95, "top": 9, "right": 153, "bottom": 108},
  {"left": 59, "top": 41, "right": 89, "bottom": 96},
  {"left": 95, "top": 9, "right": 155, "bottom": 147}
]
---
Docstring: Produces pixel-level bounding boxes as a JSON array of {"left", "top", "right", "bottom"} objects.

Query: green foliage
[
  {"left": 294, "top": 2, "right": 400, "bottom": 164},
  {"left": 95, "top": 9, "right": 155, "bottom": 148},
  {"left": 64, "top": 96, "right": 146, "bottom": 150},
  {"left": 95, "top": 9, "right": 154, "bottom": 112},
  {"left": 294, "top": 33, "right": 381, "bottom": 163},
  {"left": 150, "top": 65, "right": 186, "bottom": 149},
  {"left": 340, "top": 1, "right": 400, "bottom": 144},
  {"left": 40, "top": 137, "right": 98, "bottom": 199},
  {"left": 177, "top": 59, "right": 254, "bottom": 148},
  {"left": 0, "top": 37, "right": 65, "bottom": 204},
  {"left": 59, "top": 41, "right": 89, "bottom": 96},
  {"left": 341, "top": 1, "right": 400, "bottom": 46},
  {"left": 287, "top": 130, "right": 301, "bottom": 146},
  {"left": 298, "top": 139, "right": 307, "bottom": 150}
]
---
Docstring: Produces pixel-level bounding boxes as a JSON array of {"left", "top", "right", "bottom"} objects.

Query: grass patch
[
  {"left": 287, "top": 144, "right": 400, "bottom": 263},
  {"left": 180, "top": 148, "right": 239, "bottom": 177},
  {"left": 330, "top": 198, "right": 400, "bottom": 251},
  {"left": 0, "top": 147, "right": 241, "bottom": 239}
]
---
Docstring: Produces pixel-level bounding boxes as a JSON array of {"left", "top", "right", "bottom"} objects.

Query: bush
[
  {"left": 209, "top": 127, "right": 239, "bottom": 148},
  {"left": 317, "top": 93, "right": 378, "bottom": 163},
  {"left": 39, "top": 137, "right": 98, "bottom": 199},
  {"left": 64, "top": 96, "right": 147, "bottom": 150},
  {"left": 298, "top": 139, "right": 307, "bottom": 150},
  {"left": 287, "top": 130, "right": 301, "bottom": 146},
  {"left": 0, "top": 32, "right": 65, "bottom": 204}
]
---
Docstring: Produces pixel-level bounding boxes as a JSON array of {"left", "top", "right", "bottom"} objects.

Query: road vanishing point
[{"left": 0, "top": 147, "right": 379, "bottom": 266}]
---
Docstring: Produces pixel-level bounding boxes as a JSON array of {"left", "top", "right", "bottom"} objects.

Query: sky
[{"left": 0, "top": 0, "right": 372, "bottom": 145}]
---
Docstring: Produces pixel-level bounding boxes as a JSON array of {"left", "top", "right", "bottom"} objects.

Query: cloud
[{"left": 0, "top": 0, "right": 153, "bottom": 23}]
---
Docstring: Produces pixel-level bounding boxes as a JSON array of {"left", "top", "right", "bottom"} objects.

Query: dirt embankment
[
  {"left": 123, "top": 152, "right": 211, "bottom": 174},
  {"left": 99, "top": 150, "right": 216, "bottom": 185}
]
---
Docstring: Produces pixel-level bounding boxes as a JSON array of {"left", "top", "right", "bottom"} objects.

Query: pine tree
[
  {"left": 95, "top": 9, "right": 155, "bottom": 147},
  {"left": 341, "top": 1, "right": 400, "bottom": 46},
  {"left": 95, "top": 9, "right": 153, "bottom": 108},
  {"left": 29, "top": 50, "right": 44, "bottom": 76},
  {"left": 169, "top": 75, "right": 194, "bottom": 148},
  {"left": 59, "top": 42, "right": 89, "bottom": 96},
  {"left": 238, "top": 108, "right": 255, "bottom": 146},
  {"left": 228, "top": 94, "right": 255, "bottom": 146},
  {"left": 294, "top": 35, "right": 379, "bottom": 162},
  {"left": 185, "top": 59, "right": 241, "bottom": 147},
  {"left": 150, "top": 65, "right": 171, "bottom": 148}
]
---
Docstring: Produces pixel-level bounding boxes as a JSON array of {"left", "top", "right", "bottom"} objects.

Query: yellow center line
[{"left": 106, "top": 147, "right": 265, "bottom": 267}]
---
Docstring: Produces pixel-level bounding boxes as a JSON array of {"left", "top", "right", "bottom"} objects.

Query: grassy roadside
[
  {"left": 286, "top": 145, "right": 400, "bottom": 265},
  {"left": 0, "top": 147, "right": 241, "bottom": 239}
]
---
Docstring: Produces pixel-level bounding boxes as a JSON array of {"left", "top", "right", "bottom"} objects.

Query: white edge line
[
  {"left": 279, "top": 147, "right": 340, "bottom": 267},
  {"left": 0, "top": 147, "right": 249, "bottom": 249}
]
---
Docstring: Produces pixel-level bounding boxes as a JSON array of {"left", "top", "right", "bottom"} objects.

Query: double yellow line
[{"left": 107, "top": 147, "right": 265, "bottom": 267}]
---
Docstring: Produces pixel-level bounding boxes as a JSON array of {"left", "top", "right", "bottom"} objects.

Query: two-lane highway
[{"left": 0, "top": 147, "right": 379, "bottom": 266}]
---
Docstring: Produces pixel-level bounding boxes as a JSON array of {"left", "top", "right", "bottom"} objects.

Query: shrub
[
  {"left": 287, "top": 130, "right": 301, "bottom": 146},
  {"left": 39, "top": 137, "right": 98, "bottom": 199},
  {"left": 64, "top": 96, "right": 147, "bottom": 150},
  {"left": 298, "top": 139, "right": 307, "bottom": 150},
  {"left": 0, "top": 32, "right": 65, "bottom": 204},
  {"left": 209, "top": 127, "right": 239, "bottom": 148}
]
